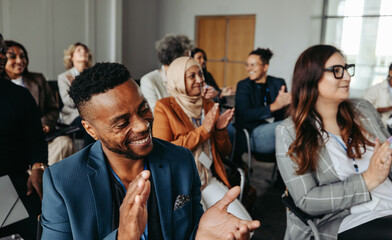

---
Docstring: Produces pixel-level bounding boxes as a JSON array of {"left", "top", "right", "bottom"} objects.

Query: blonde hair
[{"left": 63, "top": 42, "right": 93, "bottom": 70}]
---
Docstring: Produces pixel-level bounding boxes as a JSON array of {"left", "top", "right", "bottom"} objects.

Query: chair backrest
[
  {"left": 36, "top": 214, "right": 42, "bottom": 240},
  {"left": 47, "top": 80, "right": 64, "bottom": 111}
]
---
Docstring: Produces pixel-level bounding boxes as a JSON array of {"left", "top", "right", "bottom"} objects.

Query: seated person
[
  {"left": 0, "top": 34, "right": 48, "bottom": 239},
  {"left": 153, "top": 57, "right": 251, "bottom": 221},
  {"left": 41, "top": 62, "right": 260, "bottom": 239},
  {"left": 191, "top": 47, "right": 236, "bottom": 104},
  {"left": 364, "top": 63, "right": 392, "bottom": 132},
  {"left": 276, "top": 44, "right": 392, "bottom": 240},
  {"left": 5, "top": 40, "right": 73, "bottom": 165},
  {"left": 58, "top": 42, "right": 94, "bottom": 146},
  {"left": 235, "top": 48, "right": 291, "bottom": 154},
  {"left": 140, "top": 34, "right": 194, "bottom": 112}
]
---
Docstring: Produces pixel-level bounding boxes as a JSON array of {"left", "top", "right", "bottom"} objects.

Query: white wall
[
  {"left": 149, "top": 0, "right": 324, "bottom": 88},
  {"left": 122, "top": 0, "right": 159, "bottom": 79},
  {"left": 0, "top": 0, "right": 121, "bottom": 80}
]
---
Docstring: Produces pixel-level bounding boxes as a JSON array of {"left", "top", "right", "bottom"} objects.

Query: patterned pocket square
[{"left": 174, "top": 194, "right": 191, "bottom": 210}]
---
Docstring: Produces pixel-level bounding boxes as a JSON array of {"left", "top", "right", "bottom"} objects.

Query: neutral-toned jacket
[
  {"left": 58, "top": 68, "right": 78, "bottom": 124},
  {"left": 23, "top": 72, "right": 59, "bottom": 131},
  {"left": 153, "top": 97, "right": 231, "bottom": 187},
  {"left": 276, "top": 99, "right": 391, "bottom": 240},
  {"left": 363, "top": 79, "right": 392, "bottom": 126},
  {"left": 140, "top": 68, "right": 169, "bottom": 112}
]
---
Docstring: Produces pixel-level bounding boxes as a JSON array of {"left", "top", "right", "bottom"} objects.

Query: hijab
[
  {"left": 166, "top": 57, "right": 203, "bottom": 119},
  {"left": 167, "top": 57, "right": 210, "bottom": 187}
]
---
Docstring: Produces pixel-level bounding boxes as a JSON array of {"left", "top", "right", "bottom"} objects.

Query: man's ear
[
  {"left": 263, "top": 63, "right": 269, "bottom": 73},
  {"left": 82, "top": 120, "right": 99, "bottom": 140}
]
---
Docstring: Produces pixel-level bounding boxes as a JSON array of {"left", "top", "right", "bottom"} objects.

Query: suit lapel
[
  {"left": 149, "top": 140, "right": 173, "bottom": 239},
  {"left": 86, "top": 141, "right": 113, "bottom": 239}
]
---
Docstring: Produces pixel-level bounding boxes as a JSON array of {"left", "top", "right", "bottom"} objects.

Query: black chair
[
  {"left": 46, "top": 80, "right": 81, "bottom": 142},
  {"left": 281, "top": 191, "right": 320, "bottom": 240}
]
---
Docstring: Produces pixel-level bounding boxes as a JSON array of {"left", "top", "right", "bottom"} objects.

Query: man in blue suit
[{"left": 41, "top": 62, "right": 259, "bottom": 239}]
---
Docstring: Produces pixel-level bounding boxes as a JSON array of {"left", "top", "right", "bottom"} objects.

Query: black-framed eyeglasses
[{"left": 324, "top": 64, "right": 355, "bottom": 79}]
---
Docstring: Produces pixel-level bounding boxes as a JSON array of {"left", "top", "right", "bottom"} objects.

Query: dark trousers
[{"left": 338, "top": 215, "right": 392, "bottom": 240}]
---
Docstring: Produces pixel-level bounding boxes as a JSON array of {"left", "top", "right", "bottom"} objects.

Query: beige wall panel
[
  {"left": 227, "top": 16, "right": 255, "bottom": 62},
  {"left": 196, "top": 17, "right": 226, "bottom": 60}
]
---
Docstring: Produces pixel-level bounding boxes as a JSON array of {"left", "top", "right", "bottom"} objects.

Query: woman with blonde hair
[
  {"left": 58, "top": 42, "right": 94, "bottom": 146},
  {"left": 153, "top": 56, "right": 252, "bottom": 221}
]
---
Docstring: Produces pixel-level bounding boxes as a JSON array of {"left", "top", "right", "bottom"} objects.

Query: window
[{"left": 322, "top": 0, "right": 392, "bottom": 97}]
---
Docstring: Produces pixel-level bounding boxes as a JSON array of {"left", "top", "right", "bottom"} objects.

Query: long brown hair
[{"left": 288, "top": 45, "right": 374, "bottom": 175}]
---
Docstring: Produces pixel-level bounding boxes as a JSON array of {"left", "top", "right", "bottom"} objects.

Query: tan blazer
[
  {"left": 22, "top": 72, "right": 59, "bottom": 131},
  {"left": 153, "top": 97, "right": 231, "bottom": 187},
  {"left": 276, "top": 99, "right": 391, "bottom": 240}
]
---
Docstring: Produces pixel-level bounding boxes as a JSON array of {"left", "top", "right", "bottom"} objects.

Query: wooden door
[{"left": 196, "top": 15, "right": 255, "bottom": 88}]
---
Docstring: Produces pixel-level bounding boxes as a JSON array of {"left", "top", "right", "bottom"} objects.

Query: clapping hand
[
  {"left": 117, "top": 170, "right": 151, "bottom": 240},
  {"left": 196, "top": 186, "right": 260, "bottom": 240},
  {"left": 270, "top": 85, "right": 291, "bottom": 112},
  {"left": 216, "top": 108, "right": 234, "bottom": 130},
  {"left": 202, "top": 103, "right": 219, "bottom": 132}
]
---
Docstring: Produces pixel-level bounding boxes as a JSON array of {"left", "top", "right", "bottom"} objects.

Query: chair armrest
[{"left": 222, "top": 158, "right": 245, "bottom": 202}]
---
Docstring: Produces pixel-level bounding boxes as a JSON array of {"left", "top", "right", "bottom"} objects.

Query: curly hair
[
  {"left": 249, "top": 48, "right": 273, "bottom": 64},
  {"left": 155, "top": 34, "right": 194, "bottom": 65},
  {"left": 4, "top": 40, "right": 29, "bottom": 74},
  {"left": 63, "top": 42, "right": 93, "bottom": 70},
  {"left": 69, "top": 62, "right": 131, "bottom": 117}
]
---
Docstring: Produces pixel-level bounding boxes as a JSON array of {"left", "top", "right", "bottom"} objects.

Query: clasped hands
[
  {"left": 117, "top": 170, "right": 260, "bottom": 240},
  {"left": 362, "top": 138, "right": 392, "bottom": 191}
]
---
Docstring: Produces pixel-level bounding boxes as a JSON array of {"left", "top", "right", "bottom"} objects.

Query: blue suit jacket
[
  {"left": 235, "top": 76, "right": 287, "bottom": 133},
  {"left": 41, "top": 138, "right": 203, "bottom": 239}
]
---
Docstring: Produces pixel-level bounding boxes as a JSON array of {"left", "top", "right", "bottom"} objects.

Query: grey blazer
[
  {"left": 276, "top": 99, "right": 391, "bottom": 240},
  {"left": 57, "top": 68, "right": 79, "bottom": 124}
]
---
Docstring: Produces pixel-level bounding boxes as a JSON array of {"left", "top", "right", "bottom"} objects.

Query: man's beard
[{"left": 101, "top": 125, "right": 153, "bottom": 160}]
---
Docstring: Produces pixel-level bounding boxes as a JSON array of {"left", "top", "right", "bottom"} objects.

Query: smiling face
[
  {"left": 185, "top": 65, "right": 204, "bottom": 96},
  {"left": 317, "top": 52, "right": 351, "bottom": 105},
  {"left": 5, "top": 46, "right": 26, "bottom": 79},
  {"left": 246, "top": 54, "right": 268, "bottom": 82},
  {"left": 82, "top": 80, "right": 154, "bottom": 160}
]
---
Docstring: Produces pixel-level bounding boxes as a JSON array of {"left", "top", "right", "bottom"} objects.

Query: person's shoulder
[
  {"left": 24, "top": 72, "right": 46, "bottom": 83},
  {"left": 350, "top": 98, "right": 375, "bottom": 112},
  {"left": 155, "top": 96, "right": 175, "bottom": 109},
  {"left": 0, "top": 79, "right": 31, "bottom": 97},
  {"left": 57, "top": 69, "right": 72, "bottom": 79},
  {"left": 268, "top": 75, "right": 285, "bottom": 84},
  {"left": 202, "top": 98, "right": 215, "bottom": 108},
  {"left": 48, "top": 144, "right": 92, "bottom": 176},
  {"left": 152, "top": 138, "right": 192, "bottom": 159},
  {"left": 140, "top": 69, "right": 160, "bottom": 83}
]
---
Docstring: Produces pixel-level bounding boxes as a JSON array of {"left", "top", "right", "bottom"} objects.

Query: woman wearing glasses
[
  {"left": 235, "top": 48, "right": 291, "bottom": 155},
  {"left": 276, "top": 45, "right": 392, "bottom": 239}
]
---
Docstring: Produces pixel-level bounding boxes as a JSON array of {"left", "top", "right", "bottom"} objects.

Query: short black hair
[
  {"left": 249, "top": 48, "right": 273, "bottom": 64},
  {"left": 389, "top": 63, "right": 392, "bottom": 71},
  {"left": 69, "top": 62, "right": 131, "bottom": 114}
]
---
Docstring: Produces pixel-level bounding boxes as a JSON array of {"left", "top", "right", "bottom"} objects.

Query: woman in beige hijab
[{"left": 153, "top": 56, "right": 252, "bottom": 221}]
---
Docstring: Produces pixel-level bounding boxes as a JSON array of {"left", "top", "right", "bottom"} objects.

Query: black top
[
  {"left": 0, "top": 79, "right": 48, "bottom": 177},
  {"left": 235, "top": 75, "right": 287, "bottom": 133},
  {"left": 107, "top": 159, "right": 163, "bottom": 239}
]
